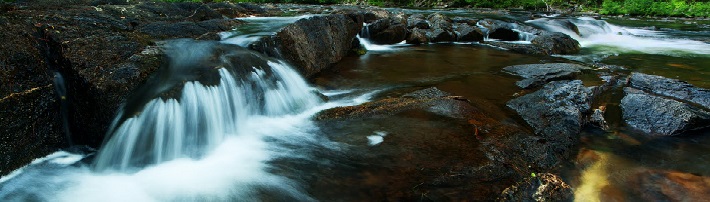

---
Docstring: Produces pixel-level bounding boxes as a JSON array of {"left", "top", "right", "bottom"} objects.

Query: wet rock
[
  {"left": 589, "top": 107, "right": 609, "bottom": 130},
  {"left": 498, "top": 173, "right": 574, "bottom": 202},
  {"left": 251, "top": 14, "right": 362, "bottom": 78},
  {"left": 621, "top": 88, "right": 710, "bottom": 136},
  {"left": 426, "top": 13, "right": 456, "bottom": 42},
  {"left": 484, "top": 41, "right": 547, "bottom": 55},
  {"left": 502, "top": 63, "right": 591, "bottom": 89},
  {"left": 629, "top": 170, "right": 710, "bottom": 201},
  {"left": 406, "top": 13, "right": 429, "bottom": 29},
  {"left": 138, "top": 19, "right": 242, "bottom": 40},
  {"left": 507, "top": 80, "right": 593, "bottom": 136},
  {"left": 0, "top": 1, "right": 260, "bottom": 175},
  {"left": 451, "top": 17, "right": 477, "bottom": 25},
  {"left": 316, "top": 87, "right": 474, "bottom": 120},
  {"left": 628, "top": 73, "right": 710, "bottom": 109},
  {"left": 363, "top": 18, "right": 407, "bottom": 44},
  {"left": 531, "top": 32, "right": 580, "bottom": 54},
  {"left": 406, "top": 28, "right": 429, "bottom": 44},
  {"left": 362, "top": 7, "right": 390, "bottom": 23},
  {"left": 478, "top": 19, "right": 519, "bottom": 41},
  {"left": 454, "top": 23, "right": 484, "bottom": 42}
]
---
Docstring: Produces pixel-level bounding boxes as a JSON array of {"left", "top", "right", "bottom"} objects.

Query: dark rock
[
  {"left": 478, "top": 19, "right": 519, "bottom": 41},
  {"left": 363, "top": 18, "right": 407, "bottom": 44},
  {"left": 316, "top": 87, "right": 473, "bottom": 120},
  {"left": 362, "top": 7, "right": 390, "bottom": 23},
  {"left": 406, "top": 28, "right": 429, "bottom": 44},
  {"left": 484, "top": 41, "right": 547, "bottom": 55},
  {"left": 451, "top": 17, "right": 477, "bottom": 25},
  {"left": 629, "top": 73, "right": 710, "bottom": 109},
  {"left": 498, "top": 173, "right": 574, "bottom": 202},
  {"left": 629, "top": 170, "right": 710, "bottom": 201},
  {"left": 621, "top": 87, "right": 710, "bottom": 136},
  {"left": 406, "top": 13, "right": 429, "bottom": 29},
  {"left": 0, "top": 1, "right": 260, "bottom": 175},
  {"left": 454, "top": 23, "right": 484, "bottom": 42},
  {"left": 138, "top": 20, "right": 240, "bottom": 40},
  {"left": 251, "top": 14, "right": 363, "bottom": 78},
  {"left": 426, "top": 13, "right": 456, "bottom": 42},
  {"left": 527, "top": 18, "right": 580, "bottom": 37},
  {"left": 589, "top": 107, "right": 609, "bottom": 130},
  {"left": 531, "top": 32, "right": 580, "bottom": 54},
  {"left": 508, "top": 80, "right": 593, "bottom": 137},
  {"left": 502, "top": 63, "right": 591, "bottom": 89},
  {"left": 505, "top": 80, "right": 592, "bottom": 170},
  {"left": 314, "top": 87, "right": 580, "bottom": 200},
  {"left": 427, "top": 28, "right": 456, "bottom": 43}
]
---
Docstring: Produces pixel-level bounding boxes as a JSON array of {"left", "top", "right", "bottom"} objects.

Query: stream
[{"left": 1, "top": 9, "right": 710, "bottom": 201}]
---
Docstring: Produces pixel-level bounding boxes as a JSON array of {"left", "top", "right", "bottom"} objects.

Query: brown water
[{"left": 310, "top": 37, "right": 710, "bottom": 200}]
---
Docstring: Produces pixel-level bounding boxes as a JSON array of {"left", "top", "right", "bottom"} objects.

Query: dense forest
[{"left": 150, "top": 0, "right": 710, "bottom": 17}]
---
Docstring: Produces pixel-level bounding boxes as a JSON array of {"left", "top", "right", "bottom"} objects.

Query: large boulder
[
  {"left": 628, "top": 72, "right": 710, "bottom": 109},
  {"left": 454, "top": 23, "right": 484, "bottom": 42},
  {"left": 362, "top": 17, "right": 407, "bottom": 44},
  {"left": 0, "top": 1, "right": 259, "bottom": 176},
  {"left": 621, "top": 87, "right": 710, "bottom": 136},
  {"left": 426, "top": 13, "right": 455, "bottom": 42},
  {"left": 502, "top": 63, "right": 591, "bottom": 89},
  {"left": 531, "top": 32, "right": 581, "bottom": 54},
  {"left": 251, "top": 14, "right": 363, "bottom": 78},
  {"left": 406, "top": 28, "right": 429, "bottom": 44},
  {"left": 477, "top": 19, "right": 520, "bottom": 41},
  {"left": 406, "top": 13, "right": 429, "bottom": 29}
]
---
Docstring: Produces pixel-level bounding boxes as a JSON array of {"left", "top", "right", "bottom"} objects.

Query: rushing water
[{"left": 2, "top": 12, "right": 710, "bottom": 201}]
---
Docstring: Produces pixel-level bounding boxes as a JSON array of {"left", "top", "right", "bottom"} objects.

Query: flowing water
[{"left": 1, "top": 12, "right": 710, "bottom": 201}]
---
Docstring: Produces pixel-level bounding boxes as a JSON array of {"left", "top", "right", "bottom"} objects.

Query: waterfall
[
  {"left": 526, "top": 17, "right": 710, "bottom": 57},
  {"left": 93, "top": 39, "right": 322, "bottom": 172}
]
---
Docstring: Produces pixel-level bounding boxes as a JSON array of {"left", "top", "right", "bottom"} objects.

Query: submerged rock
[
  {"left": 251, "top": 14, "right": 362, "bottom": 78},
  {"left": 316, "top": 87, "right": 473, "bottom": 120},
  {"left": 629, "top": 170, "right": 710, "bottom": 201},
  {"left": 502, "top": 63, "right": 591, "bottom": 89},
  {"left": 315, "top": 87, "right": 576, "bottom": 200},
  {"left": 484, "top": 41, "right": 547, "bottom": 55},
  {"left": 498, "top": 173, "right": 574, "bottom": 202},
  {"left": 621, "top": 88, "right": 710, "bottom": 136},
  {"left": 628, "top": 73, "right": 710, "bottom": 109}
]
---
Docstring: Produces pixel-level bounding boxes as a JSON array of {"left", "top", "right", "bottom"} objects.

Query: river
[{"left": 1, "top": 9, "right": 709, "bottom": 201}]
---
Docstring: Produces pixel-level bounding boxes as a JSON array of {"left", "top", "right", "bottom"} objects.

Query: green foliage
[
  {"left": 601, "top": 0, "right": 710, "bottom": 17},
  {"left": 152, "top": 0, "right": 709, "bottom": 17}
]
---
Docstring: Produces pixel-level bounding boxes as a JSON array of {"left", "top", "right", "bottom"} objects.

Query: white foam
[{"left": 367, "top": 131, "right": 388, "bottom": 146}]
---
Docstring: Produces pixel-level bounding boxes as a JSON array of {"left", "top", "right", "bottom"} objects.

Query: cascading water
[
  {"left": 526, "top": 17, "right": 710, "bottom": 58},
  {"left": 0, "top": 38, "right": 341, "bottom": 201},
  {"left": 94, "top": 39, "right": 322, "bottom": 172}
]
